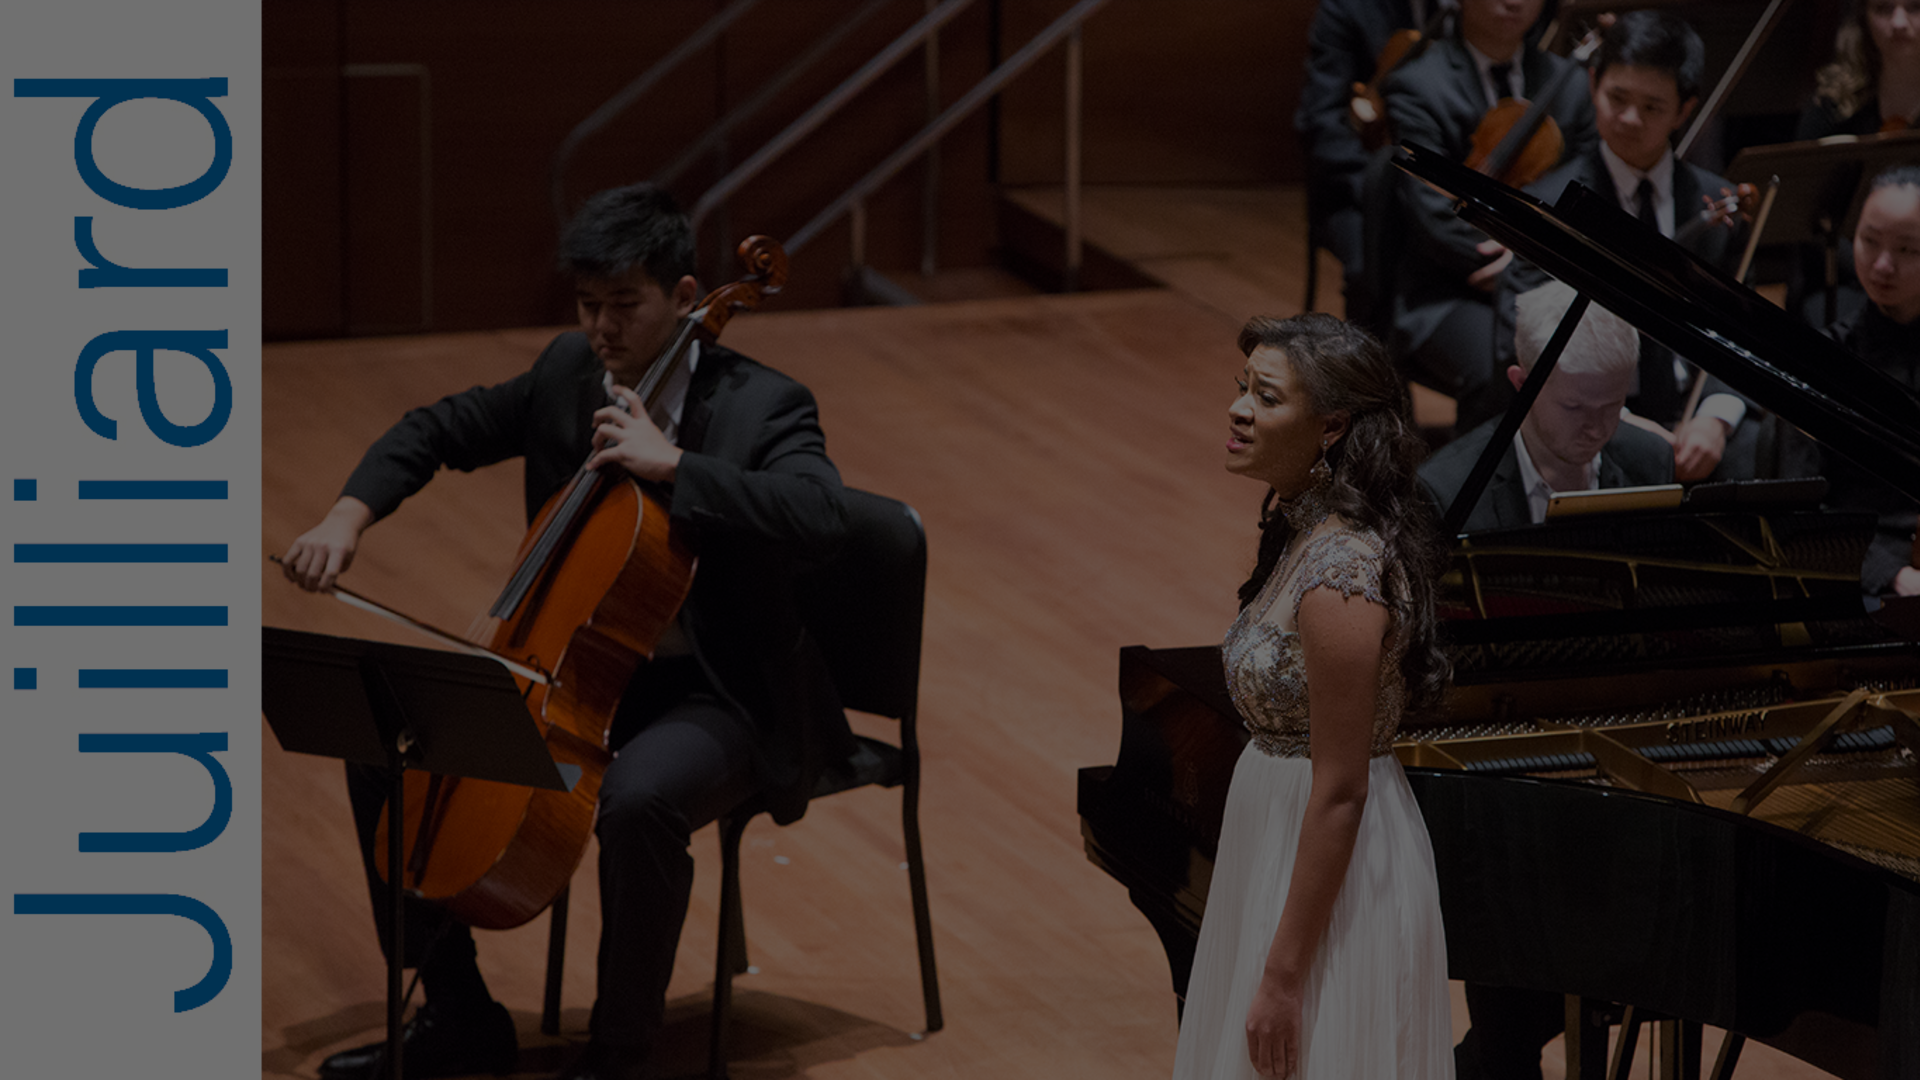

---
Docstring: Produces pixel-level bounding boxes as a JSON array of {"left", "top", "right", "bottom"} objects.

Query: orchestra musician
[
  {"left": 1823, "top": 165, "right": 1920, "bottom": 597},
  {"left": 1419, "top": 280, "right": 1672, "bottom": 534},
  {"left": 1296, "top": 0, "right": 1441, "bottom": 305},
  {"left": 279, "top": 183, "right": 855, "bottom": 1080},
  {"left": 1496, "top": 10, "right": 1757, "bottom": 482},
  {"left": 1796, "top": 0, "right": 1920, "bottom": 139},
  {"left": 1381, "top": 0, "right": 1598, "bottom": 434}
]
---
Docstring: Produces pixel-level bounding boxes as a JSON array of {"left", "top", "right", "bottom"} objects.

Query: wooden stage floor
[{"left": 263, "top": 232, "right": 1831, "bottom": 1079}]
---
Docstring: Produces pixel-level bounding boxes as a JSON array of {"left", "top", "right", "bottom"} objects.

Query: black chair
[{"left": 539, "top": 487, "right": 942, "bottom": 1080}]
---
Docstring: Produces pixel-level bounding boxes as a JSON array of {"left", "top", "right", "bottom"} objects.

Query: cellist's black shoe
[{"left": 318, "top": 1000, "right": 518, "bottom": 1080}]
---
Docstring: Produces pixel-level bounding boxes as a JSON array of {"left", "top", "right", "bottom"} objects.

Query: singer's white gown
[{"left": 1170, "top": 523, "right": 1453, "bottom": 1080}]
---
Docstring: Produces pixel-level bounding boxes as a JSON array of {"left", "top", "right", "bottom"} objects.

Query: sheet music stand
[
  {"left": 1726, "top": 131, "right": 1920, "bottom": 324},
  {"left": 263, "top": 626, "right": 574, "bottom": 1080}
]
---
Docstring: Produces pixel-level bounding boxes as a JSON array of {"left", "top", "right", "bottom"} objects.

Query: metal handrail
[
  {"left": 548, "top": 0, "right": 763, "bottom": 225},
  {"left": 787, "top": 0, "right": 1111, "bottom": 258},
  {"left": 689, "top": 0, "right": 978, "bottom": 229},
  {"left": 653, "top": 0, "right": 896, "bottom": 191}
]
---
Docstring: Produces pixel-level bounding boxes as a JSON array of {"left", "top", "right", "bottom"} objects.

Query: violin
[
  {"left": 1350, "top": 7, "right": 1453, "bottom": 151},
  {"left": 1671, "top": 183, "right": 1761, "bottom": 248},
  {"left": 340, "top": 237, "right": 789, "bottom": 930},
  {"left": 1466, "top": 28, "right": 1603, "bottom": 189}
]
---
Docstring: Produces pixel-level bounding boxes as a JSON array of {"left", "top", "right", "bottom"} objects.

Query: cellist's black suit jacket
[
  {"left": 341, "top": 331, "right": 854, "bottom": 824},
  {"left": 1381, "top": 34, "right": 1597, "bottom": 360}
]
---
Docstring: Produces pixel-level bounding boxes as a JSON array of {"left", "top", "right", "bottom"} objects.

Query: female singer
[
  {"left": 1172, "top": 313, "right": 1452, "bottom": 1079},
  {"left": 1798, "top": 0, "right": 1920, "bottom": 138}
]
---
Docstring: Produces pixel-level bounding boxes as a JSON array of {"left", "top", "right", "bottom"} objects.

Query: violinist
[
  {"left": 1796, "top": 0, "right": 1920, "bottom": 139},
  {"left": 1497, "top": 11, "right": 1758, "bottom": 482},
  {"left": 1382, "top": 0, "right": 1597, "bottom": 434},
  {"left": 280, "top": 183, "right": 854, "bottom": 1080},
  {"left": 1296, "top": 0, "right": 1437, "bottom": 305},
  {"left": 1823, "top": 166, "right": 1920, "bottom": 597}
]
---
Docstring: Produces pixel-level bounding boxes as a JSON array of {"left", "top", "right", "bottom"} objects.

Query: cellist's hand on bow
[
  {"left": 282, "top": 496, "right": 374, "bottom": 593},
  {"left": 589, "top": 384, "right": 683, "bottom": 482}
]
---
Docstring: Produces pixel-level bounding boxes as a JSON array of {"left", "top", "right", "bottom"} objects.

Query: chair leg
[
  {"left": 724, "top": 826, "right": 749, "bottom": 977},
  {"left": 1610, "top": 1005, "right": 1645, "bottom": 1080},
  {"left": 1707, "top": 1031, "right": 1744, "bottom": 1080},
  {"left": 900, "top": 721, "right": 943, "bottom": 1033},
  {"left": 1563, "top": 995, "right": 1610, "bottom": 1079},
  {"left": 709, "top": 815, "right": 751, "bottom": 1080},
  {"left": 1304, "top": 237, "right": 1320, "bottom": 313},
  {"left": 541, "top": 886, "right": 570, "bottom": 1037}
]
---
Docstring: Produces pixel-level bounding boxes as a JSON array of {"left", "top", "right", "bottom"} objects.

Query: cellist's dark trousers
[{"left": 346, "top": 654, "right": 760, "bottom": 1051}]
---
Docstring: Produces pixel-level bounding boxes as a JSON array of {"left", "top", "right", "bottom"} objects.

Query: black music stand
[
  {"left": 1726, "top": 131, "right": 1920, "bottom": 324},
  {"left": 263, "top": 626, "right": 574, "bottom": 1080}
]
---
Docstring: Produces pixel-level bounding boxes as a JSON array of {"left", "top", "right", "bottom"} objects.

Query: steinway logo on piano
[{"left": 1662, "top": 711, "right": 1767, "bottom": 744}]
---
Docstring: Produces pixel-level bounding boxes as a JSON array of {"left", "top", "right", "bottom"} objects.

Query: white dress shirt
[
  {"left": 1464, "top": 40, "right": 1525, "bottom": 110},
  {"left": 1513, "top": 429, "right": 1600, "bottom": 525},
  {"left": 604, "top": 338, "right": 698, "bottom": 444},
  {"left": 1598, "top": 141, "right": 1676, "bottom": 236}
]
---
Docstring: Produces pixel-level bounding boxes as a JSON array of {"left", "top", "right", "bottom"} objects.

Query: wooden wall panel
[
  {"left": 995, "top": 0, "right": 1313, "bottom": 187},
  {"left": 262, "top": 0, "right": 1311, "bottom": 338},
  {"left": 262, "top": 2, "right": 344, "bottom": 339}
]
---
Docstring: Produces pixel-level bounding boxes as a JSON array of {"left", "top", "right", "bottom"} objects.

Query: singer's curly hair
[{"left": 1235, "top": 313, "right": 1450, "bottom": 717}]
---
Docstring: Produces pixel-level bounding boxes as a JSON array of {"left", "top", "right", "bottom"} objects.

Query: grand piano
[{"left": 1078, "top": 146, "right": 1920, "bottom": 1080}]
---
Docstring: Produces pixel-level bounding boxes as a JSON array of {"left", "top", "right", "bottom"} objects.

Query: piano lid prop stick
[{"left": 265, "top": 553, "right": 549, "bottom": 684}]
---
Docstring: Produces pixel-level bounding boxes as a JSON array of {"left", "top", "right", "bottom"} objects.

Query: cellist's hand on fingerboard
[{"left": 589, "top": 384, "right": 683, "bottom": 482}]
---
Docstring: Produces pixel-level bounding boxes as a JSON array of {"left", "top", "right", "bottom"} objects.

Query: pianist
[
  {"left": 1825, "top": 165, "right": 1920, "bottom": 596},
  {"left": 1419, "top": 280, "right": 1673, "bottom": 532}
]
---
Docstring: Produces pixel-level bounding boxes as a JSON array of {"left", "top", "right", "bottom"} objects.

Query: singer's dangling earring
[
  {"left": 1308, "top": 436, "right": 1335, "bottom": 488},
  {"left": 1283, "top": 437, "right": 1336, "bottom": 532}
]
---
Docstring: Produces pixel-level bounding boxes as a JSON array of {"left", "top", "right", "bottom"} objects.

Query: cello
[{"left": 346, "top": 236, "right": 789, "bottom": 931}]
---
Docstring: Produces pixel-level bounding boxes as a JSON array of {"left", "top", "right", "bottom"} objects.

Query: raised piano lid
[{"left": 1394, "top": 140, "right": 1920, "bottom": 517}]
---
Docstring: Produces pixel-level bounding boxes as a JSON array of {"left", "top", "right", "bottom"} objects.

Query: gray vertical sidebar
[{"left": 1, "top": 1, "right": 260, "bottom": 1075}]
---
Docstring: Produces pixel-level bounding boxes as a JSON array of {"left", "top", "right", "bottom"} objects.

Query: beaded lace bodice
[{"left": 1223, "top": 522, "right": 1409, "bottom": 758}]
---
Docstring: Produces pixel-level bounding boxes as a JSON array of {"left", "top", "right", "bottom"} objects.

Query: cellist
[
  {"left": 280, "top": 183, "right": 854, "bottom": 1080},
  {"left": 1381, "top": 0, "right": 1597, "bottom": 434}
]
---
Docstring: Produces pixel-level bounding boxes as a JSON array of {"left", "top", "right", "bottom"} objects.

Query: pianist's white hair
[{"left": 1513, "top": 280, "right": 1639, "bottom": 379}]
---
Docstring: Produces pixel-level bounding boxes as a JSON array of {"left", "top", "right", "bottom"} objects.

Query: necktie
[
  {"left": 1488, "top": 62, "right": 1513, "bottom": 106},
  {"left": 1632, "top": 177, "right": 1681, "bottom": 415},
  {"left": 1636, "top": 178, "right": 1658, "bottom": 230}
]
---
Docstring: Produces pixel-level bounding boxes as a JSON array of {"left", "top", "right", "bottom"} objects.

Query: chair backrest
[{"left": 795, "top": 487, "right": 927, "bottom": 723}]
